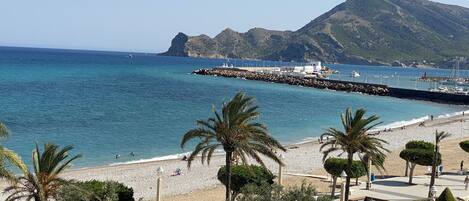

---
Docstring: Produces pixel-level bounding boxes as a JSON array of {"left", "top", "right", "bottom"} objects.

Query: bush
[
  {"left": 459, "top": 141, "right": 469, "bottom": 153},
  {"left": 436, "top": 187, "right": 457, "bottom": 201},
  {"left": 237, "top": 182, "right": 332, "bottom": 201},
  {"left": 57, "top": 180, "right": 134, "bottom": 201},
  {"left": 323, "top": 158, "right": 367, "bottom": 178},
  {"left": 218, "top": 165, "right": 275, "bottom": 196},
  {"left": 399, "top": 148, "right": 440, "bottom": 166},
  {"left": 405, "top": 141, "right": 435, "bottom": 150}
]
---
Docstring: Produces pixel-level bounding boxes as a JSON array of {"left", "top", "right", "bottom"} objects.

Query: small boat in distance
[{"left": 351, "top": 71, "right": 361, "bottom": 78}]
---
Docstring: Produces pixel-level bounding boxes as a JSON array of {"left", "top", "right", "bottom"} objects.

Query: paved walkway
[{"left": 349, "top": 174, "right": 469, "bottom": 200}]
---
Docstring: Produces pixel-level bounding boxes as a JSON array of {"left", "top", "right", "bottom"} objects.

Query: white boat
[{"left": 351, "top": 71, "right": 360, "bottom": 78}]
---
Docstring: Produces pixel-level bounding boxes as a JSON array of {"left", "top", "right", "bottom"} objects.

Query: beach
[{"left": 1, "top": 111, "right": 467, "bottom": 200}]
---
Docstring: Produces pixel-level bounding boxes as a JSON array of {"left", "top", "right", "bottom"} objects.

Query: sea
[{"left": 0, "top": 46, "right": 467, "bottom": 168}]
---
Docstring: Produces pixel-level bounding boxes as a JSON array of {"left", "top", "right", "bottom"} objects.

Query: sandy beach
[{"left": 1, "top": 111, "right": 468, "bottom": 200}]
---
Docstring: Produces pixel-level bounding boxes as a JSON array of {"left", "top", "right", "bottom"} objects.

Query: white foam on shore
[
  {"left": 436, "top": 110, "right": 469, "bottom": 119},
  {"left": 372, "top": 115, "right": 430, "bottom": 132},
  {"left": 110, "top": 150, "right": 225, "bottom": 166}
]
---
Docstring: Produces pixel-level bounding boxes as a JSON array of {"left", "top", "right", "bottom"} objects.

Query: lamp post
[
  {"left": 430, "top": 186, "right": 437, "bottom": 201},
  {"left": 340, "top": 171, "right": 347, "bottom": 201},
  {"left": 278, "top": 154, "right": 285, "bottom": 186},
  {"left": 366, "top": 157, "right": 372, "bottom": 190},
  {"left": 156, "top": 166, "right": 164, "bottom": 201}
]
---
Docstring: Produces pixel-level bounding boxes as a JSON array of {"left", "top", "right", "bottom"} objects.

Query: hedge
[
  {"left": 405, "top": 141, "right": 435, "bottom": 150},
  {"left": 323, "top": 158, "right": 367, "bottom": 178},
  {"left": 57, "top": 180, "right": 134, "bottom": 201},
  {"left": 217, "top": 165, "right": 275, "bottom": 195},
  {"left": 436, "top": 187, "right": 457, "bottom": 201},
  {"left": 399, "top": 148, "right": 440, "bottom": 166},
  {"left": 459, "top": 141, "right": 469, "bottom": 153}
]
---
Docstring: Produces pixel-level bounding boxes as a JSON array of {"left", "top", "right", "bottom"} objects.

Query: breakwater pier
[{"left": 193, "top": 68, "right": 469, "bottom": 105}]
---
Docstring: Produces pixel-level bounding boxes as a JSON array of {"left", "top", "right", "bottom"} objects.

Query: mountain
[{"left": 161, "top": 0, "right": 469, "bottom": 69}]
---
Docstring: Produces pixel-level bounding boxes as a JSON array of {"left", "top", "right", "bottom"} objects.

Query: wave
[
  {"left": 110, "top": 150, "right": 225, "bottom": 166},
  {"left": 436, "top": 109, "right": 469, "bottom": 119},
  {"left": 372, "top": 115, "right": 430, "bottom": 132}
]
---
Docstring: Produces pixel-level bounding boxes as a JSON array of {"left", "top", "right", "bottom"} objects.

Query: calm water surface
[{"left": 0, "top": 47, "right": 466, "bottom": 167}]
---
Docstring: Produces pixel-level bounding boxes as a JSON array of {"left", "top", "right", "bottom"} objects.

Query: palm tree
[
  {"left": 181, "top": 92, "right": 286, "bottom": 201},
  {"left": 320, "top": 108, "right": 389, "bottom": 200},
  {"left": 4, "top": 143, "right": 82, "bottom": 201},
  {"left": 428, "top": 130, "right": 451, "bottom": 198},
  {"left": 0, "top": 122, "right": 27, "bottom": 179}
]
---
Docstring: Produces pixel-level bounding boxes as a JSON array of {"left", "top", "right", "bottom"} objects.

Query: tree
[
  {"left": 181, "top": 92, "right": 286, "bottom": 201},
  {"left": 429, "top": 131, "right": 451, "bottom": 198},
  {"left": 4, "top": 143, "right": 82, "bottom": 201},
  {"left": 0, "top": 122, "right": 27, "bottom": 180},
  {"left": 320, "top": 108, "right": 389, "bottom": 201},
  {"left": 399, "top": 148, "right": 439, "bottom": 184},
  {"left": 323, "top": 158, "right": 366, "bottom": 197},
  {"left": 237, "top": 182, "right": 332, "bottom": 201},
  {"left": 459, "top": 140, "right": 469, "bottom": 153},
  {"left": 436, "top": 187, "right": 457, "bottom": 201},
  {"left": 217, "top": 165, "right": 274, "bottom": 198},
  {"left": 361, "top": 152, "right": 386, "bottom": 190},
  {"left": 57, "top": 180, "right": 134, "bottom": 201},
  {"left": 402, "top": 141, "right": 435, "bottom": 176}
]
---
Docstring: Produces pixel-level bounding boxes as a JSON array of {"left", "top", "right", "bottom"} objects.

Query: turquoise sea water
[{"left": 0, "top": 47, "right": 467, "bottom": 168}]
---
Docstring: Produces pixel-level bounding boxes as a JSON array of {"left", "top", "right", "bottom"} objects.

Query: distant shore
[{"left": 1, "top": 110, "right": 466, "bottom": 200}]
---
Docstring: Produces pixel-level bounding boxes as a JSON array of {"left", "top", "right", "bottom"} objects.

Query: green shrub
[
  {"left": 399, "top": 149, "right": 440, "bottom": 166},
  {"left": 405, "top": 141, "right": 435, "bottom": 150},
  {"left": 323, "top": 158, "right": 366, "bottom": 178},
  {"left": 218, "top": 165, "right": 275, "bottom": 196},
  {"left": 57, "top": 180, "right": 134, "bottom": 201},
  {"left": 436, "top": 187, "right": 457, "bottom": 201},
  {"left": 459, "top": 141, "right": 469, "bottom": 153},
  {"left": 237, "top": 182, "right": 331, "bottom": 201}
]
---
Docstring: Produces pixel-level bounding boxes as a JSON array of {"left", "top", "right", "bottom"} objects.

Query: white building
[{"left": 279, "top": 62, "right": 323, "bottom": 77}]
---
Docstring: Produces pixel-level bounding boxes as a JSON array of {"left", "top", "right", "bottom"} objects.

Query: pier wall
[
  {"left": 388, "top": 87, "right": 469, "bottom": 105},
  {"left": 193, "top": 68, "right": 468, "bottom": 105}
]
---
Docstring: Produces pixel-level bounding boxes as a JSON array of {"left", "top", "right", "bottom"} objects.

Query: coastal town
[{"left": 2, "top": 0, "right": 469, "bottom": 201}]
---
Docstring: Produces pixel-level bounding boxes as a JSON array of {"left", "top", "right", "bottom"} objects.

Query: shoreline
[
  {"left": 70, "top": 109, "right": 469, "bottom": 171},
  {"left": 7, "top": 109, "right": 461, "bottom": 200}
]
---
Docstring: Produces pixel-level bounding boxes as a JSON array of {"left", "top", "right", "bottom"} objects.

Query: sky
[{"left": 1, "top": 0, "right": 468, "bottom": 53}]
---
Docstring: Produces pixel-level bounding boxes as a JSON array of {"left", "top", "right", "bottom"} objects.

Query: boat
[{"left": 351, "top": 71, "right": 360, "bottom": 78}]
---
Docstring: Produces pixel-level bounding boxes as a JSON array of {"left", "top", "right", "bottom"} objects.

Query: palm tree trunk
[
  {"left": 345, "top": 152, "right": 353, "bottom": 201},
  {"left": 225, "top": 151, "right": 233, "bottom": 201},
  {"left": 428, "top": 145, "right": 439, "bottom": 198},
  {"left": 409, "top": 163, "right": 416, "bottom": 184},
  {"left": 331, "top": 176, "right": 337, "bottom": 198},
  {"left": 405, "top": 160, "right": 409, "bottom": 177},
  {"left": 366, "top": 157, "right": 371, "bottom": 190}
]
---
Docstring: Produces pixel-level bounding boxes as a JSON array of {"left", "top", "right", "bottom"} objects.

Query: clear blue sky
[{"left": 1, "top": 0, "right": 468, "bottom": 53}]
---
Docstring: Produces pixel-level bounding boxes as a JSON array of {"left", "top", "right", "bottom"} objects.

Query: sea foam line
[{"left": 110, "top": 150, "right": 225, "bottom": 166}]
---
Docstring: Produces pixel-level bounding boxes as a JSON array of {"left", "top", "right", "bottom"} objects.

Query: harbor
[{"left": 193, "top": 63, "right": 469, "bottom": 105}]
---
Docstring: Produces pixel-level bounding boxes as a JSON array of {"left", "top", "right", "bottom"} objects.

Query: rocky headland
[{"left": 162, "top": 0, "right": 469, "bottom": 69}]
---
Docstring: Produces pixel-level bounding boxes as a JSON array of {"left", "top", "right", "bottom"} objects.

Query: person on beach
[
  {"left": 465, "top": 176, "right": 469, "bottom": 190},
  {"left": 461, "top": 161, "right": 464, "bottom": 171},
  {"left": 115, "top": 154, "right": 120, "bottom": 159},
  {"left": 431, "top": 115, "right": 434, "bottom": 121}
]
